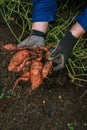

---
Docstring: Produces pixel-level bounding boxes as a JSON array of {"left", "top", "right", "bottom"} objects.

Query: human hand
[
  {"left": 17, "top": 30, "right": 45, "bottom": 48},
  {"left": 48, "top": 32, "right": 78, "bottom": 71}
]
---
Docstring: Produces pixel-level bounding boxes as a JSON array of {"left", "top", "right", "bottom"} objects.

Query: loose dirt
[{"left": 0, "top": 22, "right": 87, "bottom": 130}]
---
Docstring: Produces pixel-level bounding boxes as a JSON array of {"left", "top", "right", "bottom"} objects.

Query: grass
[
  {"left": 0, "top": 0, "right": 32, "bottom": 42},
  {"left": 0, "top": 0, "right": 87, "bottom": 83}
]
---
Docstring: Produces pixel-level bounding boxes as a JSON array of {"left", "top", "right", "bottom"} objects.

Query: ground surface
[{"left": 0, "top": 22, "right": 87, "bottom": 130}]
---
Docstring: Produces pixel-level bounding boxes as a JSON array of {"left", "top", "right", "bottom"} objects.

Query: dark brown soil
[{"left": 0, "top": 23, "right": 87, "bottom": 130}]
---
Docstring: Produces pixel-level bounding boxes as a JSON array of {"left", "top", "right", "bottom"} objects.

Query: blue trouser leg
[
  {"left": 32, "top": 0, "right": 58, "bottom": 22},
  {"left": 76, "top": 7, "right": 87, "bottom": 32}
]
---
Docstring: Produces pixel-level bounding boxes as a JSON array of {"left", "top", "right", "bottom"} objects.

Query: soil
[{"left": 0, "top": 22, "right": 87, "bottom": 130}]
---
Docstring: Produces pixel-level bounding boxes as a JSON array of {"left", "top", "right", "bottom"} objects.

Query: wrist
[
  {"left": 66, "top": 31, "right": 78, "bottom": 41},
  {"left": 70, "top": 22, "right": 86, "bottom": 38},
  {"left": 32, "top": 22, "right": 48, "bottom": 33},
  {"left": 64, "top": 31, "right": 78, "bottom": 45},
  {"left": 31, "top": 29, "right": 46, "bottom": 38}
]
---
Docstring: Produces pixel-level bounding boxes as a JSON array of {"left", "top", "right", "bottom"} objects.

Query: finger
[
  {"left": 53, "top": 63, "right": 64, "bottom": 71},
  {"left": 53, "top": 54, "right": 64, "bottom": 71},
  {"left": 17, "top": 36, "right": 30, "bottom": 47},
  {"left": 48, "top": 53, "right": 59, "bottom": 60},
  {"left": 53, "top": 54, "right": 64, "bottom": 63},
  {"left": 50, "top": 43, "right": 60, "bottom": 56},
  {"left": 48, "top": 46, "right": 60, "bottom": 60}
]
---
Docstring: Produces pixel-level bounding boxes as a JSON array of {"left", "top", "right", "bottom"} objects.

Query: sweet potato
[
  {"left": 42, "top": 60, "right": 53, "bottom": 78},
  {"left": 8, "top": 50, "right": 30, "bottom": 72},
  {"left": 30, "top": 61, "right": 43, "bottom": 90},
  {"left": 12, "top": 72, "right": 30, "bottom": 92},
  {"left": 2, "top": 43, "right": 17, "bottom": 50}
]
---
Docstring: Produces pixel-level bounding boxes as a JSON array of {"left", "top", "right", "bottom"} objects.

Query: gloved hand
[
  {"left": 48, "top": 31, "right": 78, "bottom": 71},
  {"left": 17, "top": 30, "right": 46, "bottom": 48}
]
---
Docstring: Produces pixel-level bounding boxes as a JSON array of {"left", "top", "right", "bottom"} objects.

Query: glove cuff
[
  {"left": 60, "top": 31, "right": 78, "bottom": 63},
  {"left": 31, "top": 29, "right": 46, "bottom": 37},
  {"left": 61, "top": 31, "right": 78, "bottom": 51},
  {"left": 65, "top": 31, "right": 78, "bottom": 43}
]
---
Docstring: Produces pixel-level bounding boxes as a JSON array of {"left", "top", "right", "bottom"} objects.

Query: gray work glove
[
  {"left": 17, "top": 30, "right": 46, "bottom": 48},
  {"left": 48, "top": 31, "right": 78, "bottom": 71}
]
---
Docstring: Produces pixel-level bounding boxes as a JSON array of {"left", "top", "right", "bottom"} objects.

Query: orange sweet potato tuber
[
  {"left": 30, "top": 60, "right": 43, "bottom": 90},
  {"left": 8, "top": 50, "right": 30, "bottom": 72}
]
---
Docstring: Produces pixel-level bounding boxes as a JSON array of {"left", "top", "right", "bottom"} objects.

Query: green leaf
[{"left": 0, "top": 93, "right": 4, "bottom": 99}]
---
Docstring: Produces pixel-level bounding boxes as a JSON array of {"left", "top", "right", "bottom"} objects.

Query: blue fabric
[
  {"left": 76, "top": 7, "right": 87, "bottom": 32},
  {"left": 32, "top": 0, "right": 58, "bottom": 22}
]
